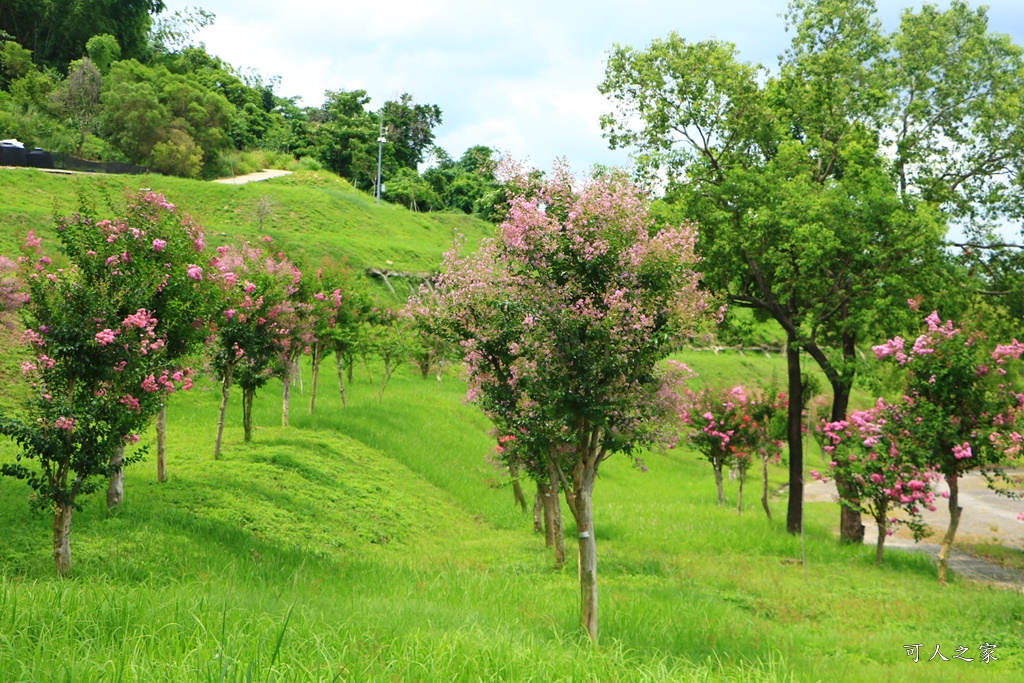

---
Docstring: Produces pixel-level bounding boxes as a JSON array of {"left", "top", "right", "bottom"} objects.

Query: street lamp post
[{"left": 376, "top": 118, "right": 385, "bottom": 206}]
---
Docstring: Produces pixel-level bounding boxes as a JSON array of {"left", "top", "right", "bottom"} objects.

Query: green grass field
[
  {"left": 2, "top": 167, "right": 1021, "bottom": 681},
  {"left": 2, "top": 351, "right": 1022, "bottom": 682}
]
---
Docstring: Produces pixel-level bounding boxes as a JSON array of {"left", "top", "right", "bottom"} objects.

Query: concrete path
[
  {"left": 804, "top": 471, "right": 1024, "bottom": 589},
  {"left": 212, "top": 169, "right": 292, "bottom": 185}
]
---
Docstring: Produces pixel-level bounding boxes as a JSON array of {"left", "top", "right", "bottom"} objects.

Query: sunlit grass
[{"left": 1, "top": 350, "right": 1023, "bottom": 681}]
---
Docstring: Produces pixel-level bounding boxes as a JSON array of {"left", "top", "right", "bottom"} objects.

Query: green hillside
[
  {"left": 0, "top": 167, "right": 492, "bottom": 278},
  {"left": 1, "top": 354, "right": 1022, "bottom": 682}
]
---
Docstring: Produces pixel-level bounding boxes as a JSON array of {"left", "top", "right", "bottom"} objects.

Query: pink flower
[
  {"left": 952, "top": 443, "right": 972, "bottom": 460},
  {"left": 119, "top": 395, "right": 141, "bottom": 413},
  {"left": 95, "top": 329, "right": 118, "bottom": 346},
  {"left": 54, "top": 416, "right": 76, "bottom": 430},
  {"left": 26, "top": 230, "right": 41, "bottom": 250},
  {"left": 224, "top": 309, "right": 236, "bottom": 320},
  {"left": 870, "top": 473, "right": 884, "bottom": 484},
  {"left": 152, "top": 239, "right": 168, "bottom": 251},
  {"left": 187, "top": 265, "right": 203, "bottom": 281},
  {"left": 124, "top": 434, "right": 140, "bottom": 444}
]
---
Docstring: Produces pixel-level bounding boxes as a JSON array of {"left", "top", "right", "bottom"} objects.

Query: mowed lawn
[{"left": 1, "top": 349, "right": 1022, "bottom": 682}]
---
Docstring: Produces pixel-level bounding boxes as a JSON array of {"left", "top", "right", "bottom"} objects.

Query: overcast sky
[{"left": 164, "top": 0, "right": 1024, "bottom": 172}]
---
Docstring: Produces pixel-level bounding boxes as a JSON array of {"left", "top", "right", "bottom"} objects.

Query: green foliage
[
  {"left": 0, "top": 0, "right": 164, "bottom": 71},
  {"left": 85, "top": 33, "right": 121, "bottom": 74}
]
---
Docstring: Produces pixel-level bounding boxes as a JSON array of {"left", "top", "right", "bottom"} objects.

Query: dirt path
[
  {"left": 212, "top": 169, "right": 293, "bottom": 185},
  {"left": 804, "top": 471, "right": 1024, "bottom": 589}
]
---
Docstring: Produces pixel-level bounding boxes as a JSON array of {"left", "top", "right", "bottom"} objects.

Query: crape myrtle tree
[
  {"left": 682, "top": 384, "right": 785, "bottom": 515},
  {"left": 818, "top": 398, "right": 941, "bottom": 565},
  {"left": 598, "top": 0, "right": 1024, "bottom": 537},
  {"left": 305, "top": 258, "right": 368, "bottom": 413},
  {"left": 209, "top": 240, "right": 300, "bottom": 456},
  {"left": 872, "top": 311, "right": 1024, "bottom": 583},
  {"left": 420, "top": 162, "right": 712, "bottom": 641},
  {"left": 0, "top": 194, "right": 202, "bottom": 574}
]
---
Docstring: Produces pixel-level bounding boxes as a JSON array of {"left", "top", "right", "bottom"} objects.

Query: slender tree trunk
[
  {"left": 346, "top": 356, "right": 354, "bottom": 385},
  {"left": 509, "top": 464, "right": 527, "bottom": 513},
  {"left": 282, "top": 366, "right": 292, "bottom": 427},
  {"left": 336, "top": 353, "right": 348, "bottom": 408},
  {"left": 53, "top": 502, "right": 73, "bottom": 576},
  {"left": 242, "top": 387, "right": 255, "bottom": 442},
  {"left": 156, "top": 402, "right": 167, "bottom": 483},
  {"left": 549, "top": 455, "right": 565, "bottom": 568},
  {"left": 832, "top": 380, "right": 865, "bottom": 544},
  {"left": 541, "top": 480, "right": 555, "bottom": 546},
  {"left": 310, "top": 349, "right": 321, "bottom": 415},
  {"left": 761, "top": 454, "right": 772, "bottom": 520},
  {"left": 214, "top": 363, "right": 234, "bottom": 460},
  {"left": 533, "top": 482, "right": 544, "bottom": 533},
  {"left": 106, "top": 445, "right": 125, "bottom": 511},
  {"left": 786, "top": 332, "right": 804, "bottom": 535},
  {"left": 875, "top": 503, "right": 888, "bottom": 566},
  {"left": 938, "top": 474, "right": 962, "bottom": 585},
  {"left": 737, "top": 467, "right": 745, "bottom": 514},
  {"left": 713, "top": 459, "right": 725, "bottom": 505},
  {"left": 572, "top": 462, "right": 599, "bottom": 642}
]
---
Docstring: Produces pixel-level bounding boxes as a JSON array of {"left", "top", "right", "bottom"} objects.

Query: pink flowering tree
[
  {"left": 419, "top": 163, "right": 711, "bottom": 641},
  {"left": 682, "top": 384, "right": 784, "bottom": 515},
  {"left": 871, "top": 311, "right": 1024, "bottom": 583},
  {"left": 305, "top": 259, "right": 369, "bottom": 412},
  {"left": 819, "top": 399, "right": 941, "bottom": 565},
  {"left": 0, "top": 195, "right": 205, "bottom": 574},
  {"left": 208, "top": 242, "right": 300, "bottom": 454}
]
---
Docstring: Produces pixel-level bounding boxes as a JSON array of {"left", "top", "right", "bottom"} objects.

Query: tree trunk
[
  {"left": 541, "top": 480, "right": 555, "bottom": 547},
  {"left": 106, "top": 444, "right": 125, "bottom": 511},
  {"left": 533, "top": 482, "right": 544, "bottom": 533},
  {"left": 713, "top": 459, "right": 725, "bottom": 506},
  {"left": 347, "top": 356, "right": 354, "bottom": 385},
  {"left": 572, "top": 463, "right": 599, "bottom": 642},
  {"left": 53, "top": 502, "right": 73, "bottom": 576},
  {"left": 282, "top": 367, "right": 292, "bottom": 427},
  {"left": 214, "top": 363, "right": 234, "bottom": 460},
  {"left": 737, "top": 467, "right": 745, "bottom": 514},
  {"left": 336, "top": 353, "right": 348, "bottom": 408},
  {"left": 832, "top": 380, "right": 865, "bottom": 544},
  {"left": 310, "top": 348, "right": 321, "bottom": 415},
  {"left": 549, "top": 456, "right": 565, "bottom": 568},
  {"left": 156, "top": 402, "right": 167, "bottom": 483},
  {"left": 509, "top": 464, "right": 528, "bottom": 513},
  {"left": 242, "top": 386, "right": 255, "bottom": 443},
  {"left": 938, "top": 474, "right": 962, "bottom": 585},
  {"left": 761, "top": 454, "right": 772, "bottom": 520},
  {"left": 786, "top": 333, "right": 804, "bottom": 535},
  {"left": 875, "top": 503, "right": 888, "bottom": 566}
]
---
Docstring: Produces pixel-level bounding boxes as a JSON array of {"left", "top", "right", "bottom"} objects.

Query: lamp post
[{"left": 376, "top": 118, "right": 385, "bottom": 206}]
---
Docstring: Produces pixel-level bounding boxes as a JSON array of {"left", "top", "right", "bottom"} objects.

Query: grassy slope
[
  {"left": 2, "top": 355, "right": 1022, "bottom": 682},
  {"left": 2, "top": 169, "right": 1022, "bottom": 680},
  {"left": 0, "top": 167, "right": 491, "bottom": 275}
]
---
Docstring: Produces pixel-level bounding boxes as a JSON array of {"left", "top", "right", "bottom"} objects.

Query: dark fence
[{"left": 0, "top": 145, "right": 154, "bottom": 175}]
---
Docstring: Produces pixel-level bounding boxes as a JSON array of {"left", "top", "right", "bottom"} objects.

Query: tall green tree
[
  {"left": 598, "top": 0, "right": 1021, "bottom": 536},
  {"left": 0, "top": 0, "right": 165, "bottom": 71}
]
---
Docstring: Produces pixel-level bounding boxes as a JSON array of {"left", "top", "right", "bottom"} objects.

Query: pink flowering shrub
[
  {"left": 208, "top": 243, "right": 301, "bottom": 447},
  {"left": 868, "top": 311, "right": 1024, "bottom": 580},
  {"left": 417, "top": 161, "right": 712, "bottom": 640},
  {"left": 0, "top": 192, "right": 208, "bottom": 574},
  {"left": 819, "top": 398, "right": 940, "bottom": 564},
  {"left": 682, "top": 384, "right": 785, "bottom": 515}
]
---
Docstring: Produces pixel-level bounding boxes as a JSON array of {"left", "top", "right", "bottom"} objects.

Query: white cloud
[{"left": 164, "top": 0, "right": 1024, "bottom": 174}]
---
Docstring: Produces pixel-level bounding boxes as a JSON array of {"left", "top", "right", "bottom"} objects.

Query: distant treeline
[{"left": 0, "top": 2, "right": 500, "bottom": 217}]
